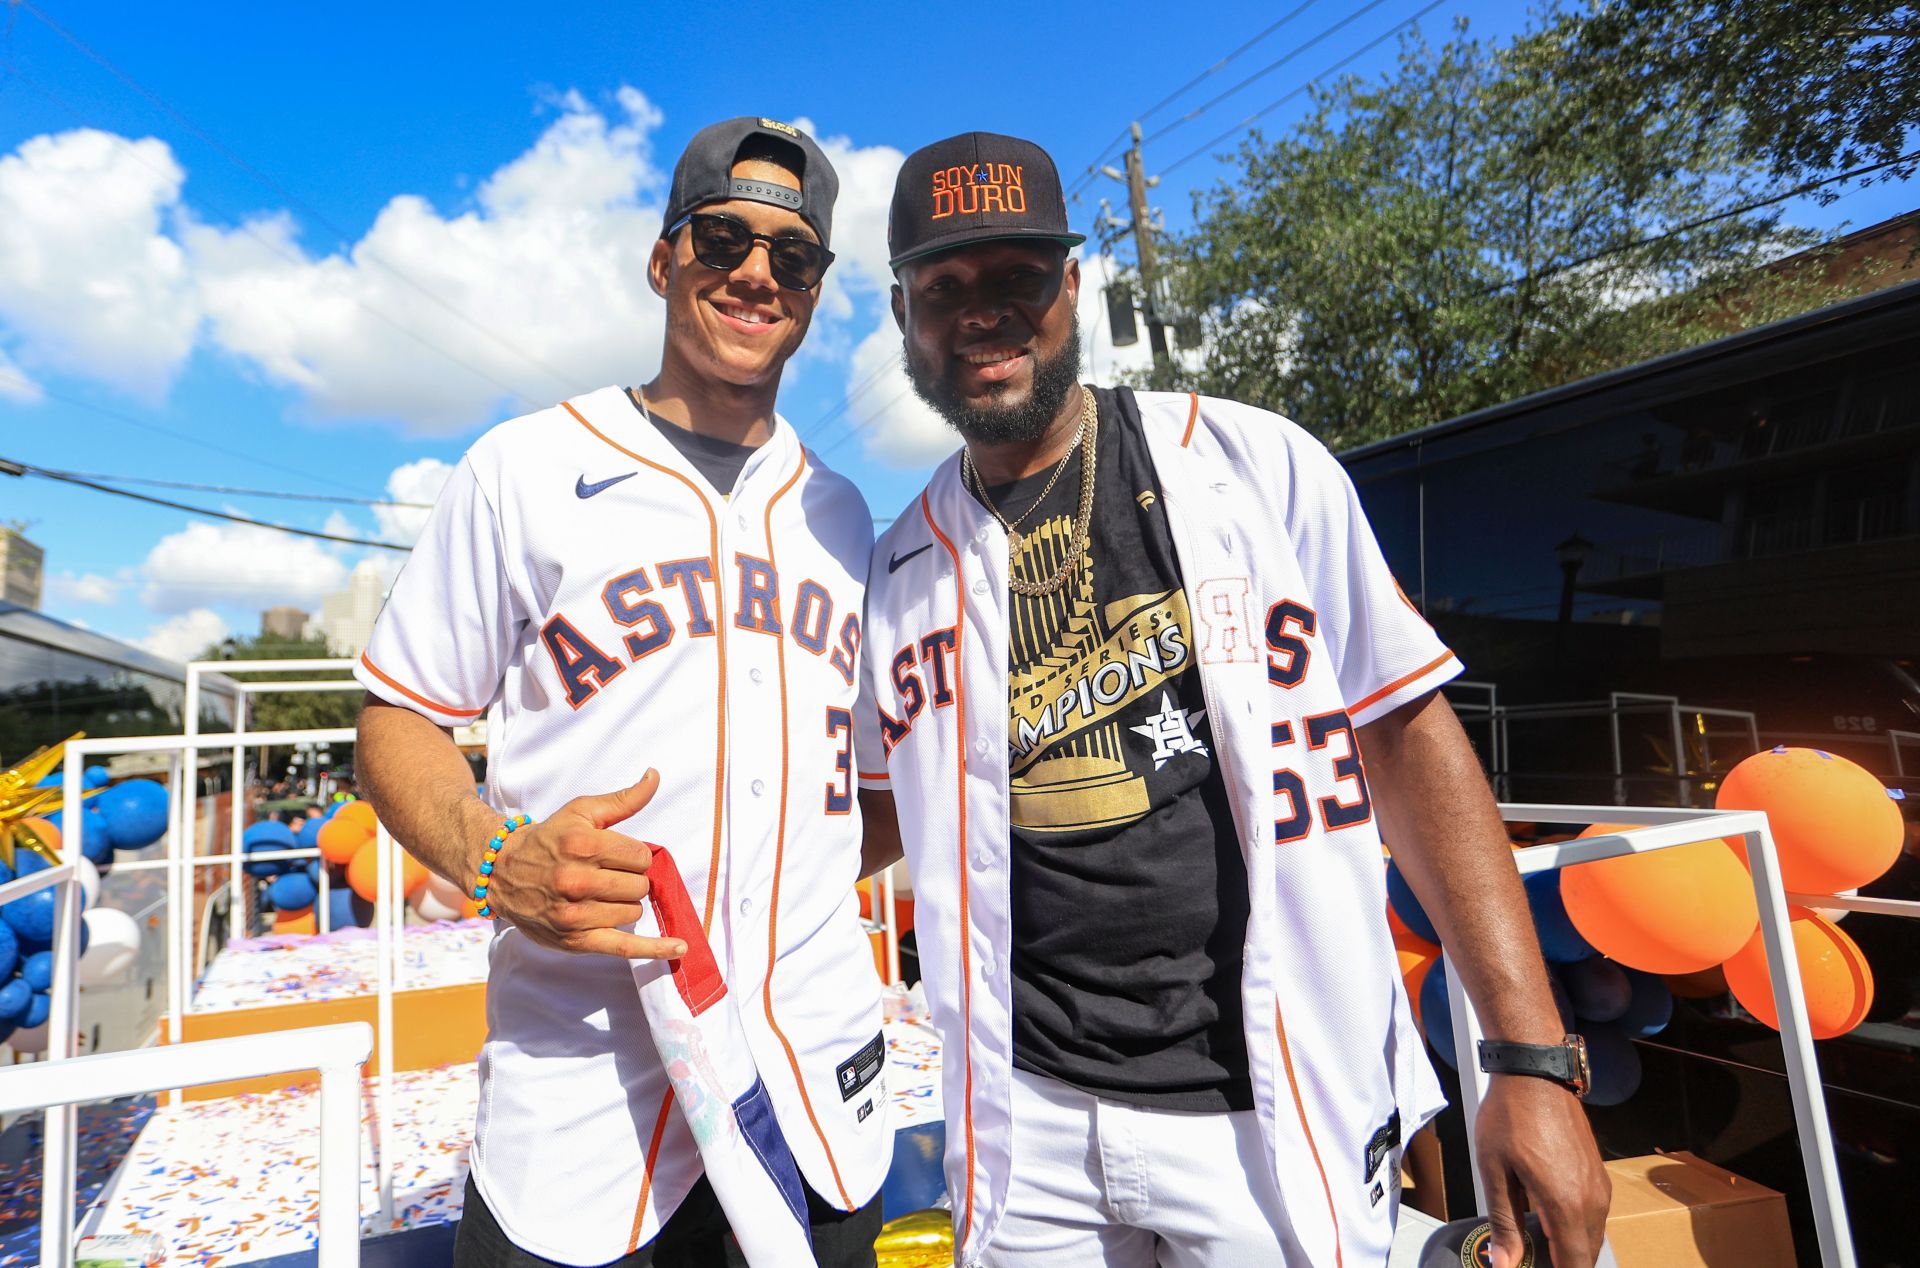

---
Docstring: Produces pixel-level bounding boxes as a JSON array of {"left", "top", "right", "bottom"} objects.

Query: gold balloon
[{"left": 874, "top": 1208, "right": 953, "bottom": 1268}]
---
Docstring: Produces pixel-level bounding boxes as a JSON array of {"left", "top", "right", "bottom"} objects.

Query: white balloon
[
  {"left": 78, "top": 907, "right": 141, "bottom": 987},
  {"left": 7, "top": 1020, "right": 49, "bottom": 1054},
  {"left": 424, "top": 872, "right": 465, "bottom": 906},
  {"left": 412, "top": 884, "right": 463, "bottom": 923},
  {"left": 1812, "top": 889, "right": 1859, "bottom": 923},
  {"left": 73, "top": 854, "right": 101, "bottom": 909}
]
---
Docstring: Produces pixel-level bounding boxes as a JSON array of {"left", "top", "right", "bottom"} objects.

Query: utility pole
[{"left": 1103, "top": 123, "right": 1168, "bottom": 369}]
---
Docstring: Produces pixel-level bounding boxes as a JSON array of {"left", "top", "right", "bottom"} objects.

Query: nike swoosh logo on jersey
[
  {"left": 575, "top": 472, "right": 637, "bottom": 499},
  {"left": 888, "top": 544, "right": 933, "bottom": 573}
]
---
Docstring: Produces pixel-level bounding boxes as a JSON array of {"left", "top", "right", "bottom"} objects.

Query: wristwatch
[{"left": 1477, "top": 1035, "right": 1591, "bottom": 1099}]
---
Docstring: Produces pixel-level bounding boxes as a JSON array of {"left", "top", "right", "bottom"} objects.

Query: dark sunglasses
[{"left": 669, "top": 212, "right": 834, "bottom": 291}]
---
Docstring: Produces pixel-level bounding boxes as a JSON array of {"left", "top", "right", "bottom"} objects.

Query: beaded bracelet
[{"left": 474, "top": 814, "right": 534, "bottom": 918}]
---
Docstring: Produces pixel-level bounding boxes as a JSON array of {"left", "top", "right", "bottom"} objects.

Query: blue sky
[{"left": 1, "top": 1, "right": 1912, "bottom": 658}]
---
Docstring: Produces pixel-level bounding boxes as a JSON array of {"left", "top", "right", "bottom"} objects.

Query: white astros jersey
[
  {"left": 857, "top": 391, "right": 1461, "bottom": 1267},
  {"left": 355, "top": 385, "right": 890, "bottom": 1265}
]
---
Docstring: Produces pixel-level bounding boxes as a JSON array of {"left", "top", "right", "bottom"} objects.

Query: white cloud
[
  {"left": 373, "top": 457, "right": 455, "bottom": 545},
  {"left": 184, "top": 89, "right": 670, "bottom": 433},
  {"left": 803, "top": 124, "right": 905, "bottom": 327},
  {"left": 0, "top": 129, "right": 200, "bottom": 399},
  {"left": 0, "top": 347, "right": 42, "bottom": 403},
  {"left": 139, "top": 607, "right": 229, "bottom": 662},
  {"left": 46, "top": 571, "right": 126, "bottom": 606},
  {"left": 140, "top": 519, "right": 350, "bottom": 612}
]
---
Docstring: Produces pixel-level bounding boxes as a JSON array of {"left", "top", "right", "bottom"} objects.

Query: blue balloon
[
  {"left": 0, "top": 855, "right": 12, "bottom": 887},
  {"left": 15, "top": 850, "right": 48, "bottom": 874},
  {"left": 84, "top": 765, "right": 110, "bottom": 790},
  {"left": 36, "top": 772, "right": 61, "bottom": 788},
  {"left": 268, "top": 871, "right": 318, "bottom": 912},
  {"left": 1386, "top": 860, "right": 1439, "bottom": 945},
  {"left": 1564, "top": 957, "right": 1633, "bottom": 1023},
  {"left": 23, "top": 990, "right": 50, "bottom": 1029},
  {"left": 23, "top": 950, "right": 53, "bottom": 992},
  {"left": 243, "top": 821, "right": 299, "bottom": 876},
  {"left": 1523, "top": 870, "right": 1597, "bottom": 964},
  {"left": 327, "top": 887, "right": 372, "bottom": 930},
  {"left": 1618, "top": 968, "right": 1674, "bottom": 1038},
  {"left": 1582, "top": 1023, "right": 1643, "bottom": 1106},
  {"left": 99, "top": 780, "right": 170, "bottom": 851},
  {"left": 0, "top": 1021, "right": 11, "bottom": 1047},
  {"left": 296, "top": 818, "right": 325, "bottom": 851},
  {"left": 0, "top": 978, "right": 30, "bottom": 1023},
  {"left": 0, "top": 919, "right": 16, "bottom": 980},
  {"left": 1420, "top": 955, "right": 1457, "bottom": 1068},
  {"left": 2, "top": 888, "right": 57, "bottom": 945}
]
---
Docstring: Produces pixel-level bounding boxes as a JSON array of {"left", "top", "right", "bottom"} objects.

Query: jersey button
[
  {"left": 740, "top": 896, "right": 755, "bottom": 916},
  {"left": 750, "top": 779, "right": 766, "bottom": 796},
  {"left": 971, "top": 579, "right": 989, "bottom": 595},
  {"left": 749, "top": 668, "right": 764, "bottom": 684},
  {"left": 736, "top": 512, "right": 749, "bottom": 529}
]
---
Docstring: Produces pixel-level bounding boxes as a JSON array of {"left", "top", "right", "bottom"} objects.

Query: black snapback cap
[
  {"left": 661, "top": 117, "right": 839, "bottom": 248},
  {"left": 888, "top": 131, "right": 1086, "bottom": 270}
]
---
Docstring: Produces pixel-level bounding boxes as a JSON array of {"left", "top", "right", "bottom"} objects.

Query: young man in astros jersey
[
  {"left": 355, "top": 117, "right": 890, "bottom": 1267},
  {"left": 854, "top": 132, "right": 1611, "bottom": 1268}
]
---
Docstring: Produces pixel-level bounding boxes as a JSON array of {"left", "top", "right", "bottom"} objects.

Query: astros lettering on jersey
[
  {"left": 355, "top": 385, "right": 890, "bottom": 1264},
  {"left": 858, "top": 391, "right": 1461, "bottom": 1267}
]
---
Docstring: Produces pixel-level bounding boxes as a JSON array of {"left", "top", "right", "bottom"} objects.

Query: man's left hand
[{"left": 1472, "top": 1072, "right": 1611, "bottom": 1268}]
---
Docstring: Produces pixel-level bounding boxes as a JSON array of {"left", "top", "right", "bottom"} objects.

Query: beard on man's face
[{"left": 904, "top": 314, "right": 1083, "bottom": 446}]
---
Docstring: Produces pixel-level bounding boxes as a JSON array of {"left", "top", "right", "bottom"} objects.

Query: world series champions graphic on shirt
[{"left": 1006, "top": 512, "right": 1210, "bottom": 835}]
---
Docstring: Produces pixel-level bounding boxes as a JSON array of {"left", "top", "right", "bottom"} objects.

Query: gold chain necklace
[{"left": 964, "top": 386, "right": 1099, "bottom": 597}]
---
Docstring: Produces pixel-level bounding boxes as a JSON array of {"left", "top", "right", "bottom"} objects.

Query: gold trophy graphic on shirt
[{"left": 1008, "top": 515, "right": 1197, "bottom": 834}]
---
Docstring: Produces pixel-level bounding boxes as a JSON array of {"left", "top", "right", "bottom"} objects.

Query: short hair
[{"left": 733, "top": 133, "right": 805, "bottom": 179}]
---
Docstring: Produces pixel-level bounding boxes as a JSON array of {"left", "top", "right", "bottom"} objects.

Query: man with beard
[
  {"left": 356, "top": 118, "right": 889, "bottom": 1266},
  {"left": 853, "top": 132, "right": 1610, "bottom": 1268}
]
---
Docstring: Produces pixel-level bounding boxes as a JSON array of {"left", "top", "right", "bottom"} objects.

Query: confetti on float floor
[
  {"left": 190, "top": 920, "right": 493, "bottom": 1014},
  {"left": 37, "top": 1022, "right": 940, "bottom": 1265},
  {"left": 74, "top": 1063, "right": 480, "bottom": 1266},
  {"left": 0, "top": 1098, "right": 156, "bottom": 1267}
]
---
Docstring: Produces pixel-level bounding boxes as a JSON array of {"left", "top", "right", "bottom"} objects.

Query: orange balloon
[
  {"left": 1399, "top": 944, "right": 1439, "bottom": 1027},
  {"left": 1665, "top": 965, "right": 1730, "bottom": 999},
  {"left": 273, "top": 906, "right": 317, "bottom": 935},
  {"left": 346, "top": 840, "right": 381, "bottom": 901},
  {"left": 1716, "top": 747, "right": 1903, "bottom": 895},
  {"left": 317, "top": 816, "right": 372, "bottom": 865},
  {"left": 17, "top": 816, "right": 62, "bottom": 854},
  {"left": 400, "top": 850, "right": 428, "bottom": 898},
  {"left": 334, "top": 800, "right": 379, "bottom": 833},
  {"left": 1560, "top": 824, "right": 1758, "bottom": 974},
  {"left": 1722, "top": 907, "right": 1873, "bottom": 1039}
]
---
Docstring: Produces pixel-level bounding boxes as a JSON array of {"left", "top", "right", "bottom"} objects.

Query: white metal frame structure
[
  {"left": 1, "top": 1021, "right": 373, "bottom": 1268},
  {"left": 1448, "top": 805, "right": 1863, "bottom": 1267}
]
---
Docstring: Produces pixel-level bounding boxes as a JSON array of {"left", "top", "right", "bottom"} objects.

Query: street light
[{"left": 1555, "top": 532, "right": 1594, "bottom": 638}]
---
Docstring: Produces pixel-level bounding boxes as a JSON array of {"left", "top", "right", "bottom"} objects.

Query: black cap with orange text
[{"left": 887, "top": 132, "right": 1086, "bottom": 270}]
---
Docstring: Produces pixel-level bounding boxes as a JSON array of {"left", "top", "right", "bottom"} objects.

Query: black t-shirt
[
  {"left": 625, "top": 391, "right": 756, "bottom": 496},
  {"left": 973, "top": 385, "right": 1254, "bottom": 1112}
]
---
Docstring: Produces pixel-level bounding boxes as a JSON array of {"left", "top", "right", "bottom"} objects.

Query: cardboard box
[{"left": 1604, "top": 1151, "right": 1796, "bottom": 1268}]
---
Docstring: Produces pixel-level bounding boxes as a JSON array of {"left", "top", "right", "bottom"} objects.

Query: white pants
[{"left": 987, "top": 1067, "right": 1303, "bottom": 1267}]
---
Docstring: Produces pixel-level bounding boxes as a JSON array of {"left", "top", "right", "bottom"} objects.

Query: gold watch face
[
  {"left": 1568, "top": 1033, "right": 1592, "bottom": 1099},
  {"left": 1461, "top": 1223, "right": 1537, "bottom": 1268}
]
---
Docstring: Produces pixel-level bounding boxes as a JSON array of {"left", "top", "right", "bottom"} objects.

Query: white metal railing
[
  {"left": 0, "top": 1022, "right": 372, "bottom": 1268},
  {"left": 1450, "top": 806, "right": 1858, "bottom": 1268}
]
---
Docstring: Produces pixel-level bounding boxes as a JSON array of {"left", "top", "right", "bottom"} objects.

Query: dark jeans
[{"left": 453, "top": 1172, "right": 882, "bottom": 1268}]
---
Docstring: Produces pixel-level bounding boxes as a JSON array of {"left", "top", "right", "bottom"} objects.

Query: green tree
[
  {"left": 196, "top": 632, "right": 360, "bottom": 780},
  {"left": 1153, "top": 10, "right": 1870, "bottom": 447},
  {"left": 1572, "top": 0, "right": 1920, "bottom": 191}
]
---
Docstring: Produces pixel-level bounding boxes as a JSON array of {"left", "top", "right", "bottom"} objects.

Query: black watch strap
[{"left": 1477, "top": 1036, "right": 1590, "bottom": 1099}]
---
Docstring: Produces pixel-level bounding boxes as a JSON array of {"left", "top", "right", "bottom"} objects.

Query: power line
[
  {"left": 1163, "top": 0, "right": 1451, "bottom": 176},
  {"left": 815, "top": 384, "right": 917, "bottom": 461},
  {"left": 26, "top": 467, "right": 433, "bottom": 509},
  {"left": 1067, "top": 0, "right": 1328, "bottom": 197},
  {"left": 1478, "top": 148, "right": 1920, "bottom": 297},
  {"left": 18, "top": 1, "right": 587, "bottom": 401},
  {"left": 2, "top": 458, "right": 409, "bottom": 551},
  {"left": 0, "top": 369, "right": 384, "bottom": 498},
  {"left": 1142, "top": 0, "right": 1394, "bottom": 149},
  {"left": 805, "top": 358, "right": 900, "bottom": 450}
]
